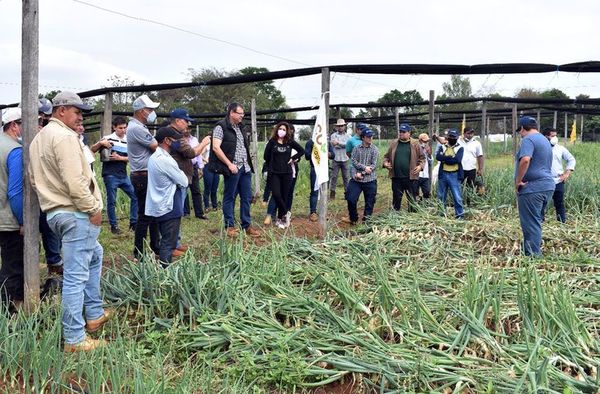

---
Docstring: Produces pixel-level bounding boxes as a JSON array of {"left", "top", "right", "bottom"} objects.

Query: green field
[{"left": 2, "top": 141, "right": 599, "bottom": 393}]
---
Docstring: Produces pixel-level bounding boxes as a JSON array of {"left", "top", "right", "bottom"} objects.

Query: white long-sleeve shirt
[
  {"left": 146, "top": 147, "right": 188, "bottom": 217},
  {"left": 551, "top": 144, "right": 576, "bottom": 184}
]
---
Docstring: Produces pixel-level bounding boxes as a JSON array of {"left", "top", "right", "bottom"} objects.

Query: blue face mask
[
  {"left": 170, "top": 140, "right": 181, "bottom": 151},
  {"left": 146, "top": 110, "right": 157, "bottom": 124}
]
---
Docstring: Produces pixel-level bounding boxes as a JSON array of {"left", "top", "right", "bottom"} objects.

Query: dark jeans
[
  {"left": 268, "top": 173, "right": 293, "bottom": 220},
  {"left": 103, "top": 174, "right": 138, "bottom": 228},
  {"left": 309, "top": 167, "right": 318, "bottom": 214},
  {"left": 184, "top": 171, "right": 204, "bottom": 217},
  {"left": 222, "top": 169, "right": 253, "bottom": 229},
  {"left": 330, "top": 160, "right": 349, "bottom": 193},
  {"left": 39, "top": 211, "right": 62, "bottom": 267},
  {"left": 437, "top": 171, "right": 464, "bottom": 218},
  {"left": 157, "top": 218, "right": 181, "bottom": 267},
  {"left": 202, "top": 167, "right": 220, "bottom": 209},
  {"left": 462, "top": 169, "right": 477, "bottom": 188},
  {"left": 131, "top": 173, "right": 160, "bottom": 258},
  {"left": 552, "top": 182, "right": 566, "bottom": 223},
  {"left": 346, "top": 179, "right": 377, "bottom": 222},
  {"left": 262, "top": 182, "right": 271, "bottom": 203},
  {"left": 0, "top": 231, "right": 24, "bottom": 303},
  {"left": 518, "top": 190, "right": 553, "bottom": 256},
  {"left": 391, "top": 177, "right": 418, "bottom": 211},
  {"left": 418, "top": 177, "right": 431, "bottom": 199}
]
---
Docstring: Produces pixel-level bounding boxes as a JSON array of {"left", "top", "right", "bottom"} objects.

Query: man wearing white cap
[
  {"left": 329, "top": 119, "right": 350, "bottom": 199},
  {"left": 0, "top": 108, "right": 25, "bottom": 311},
  {"left": 30, "top": 91, "right": 109, "bottom": 352},
  {"left": 127, "top": 94, "right": 161, "bottom": 259}
]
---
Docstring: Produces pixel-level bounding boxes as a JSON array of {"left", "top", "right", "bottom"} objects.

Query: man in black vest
[{"left": 208, "top": 103, "right": 260, "bottom": 238}]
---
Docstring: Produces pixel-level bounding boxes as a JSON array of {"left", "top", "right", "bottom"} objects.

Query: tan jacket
[
  {"left": 29, "top": 118, "right": 103, "bottom": 215},
  {"left": 382, "top": 139, "right": 425, "bottom": 180}
]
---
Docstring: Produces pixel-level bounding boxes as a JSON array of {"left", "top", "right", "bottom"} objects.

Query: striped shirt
[
  {"left": 213, "top": 123, "right": 250, "bottom": 173},
  {"left": 350, "top": 143, "right": 379, "bottom": 183}
]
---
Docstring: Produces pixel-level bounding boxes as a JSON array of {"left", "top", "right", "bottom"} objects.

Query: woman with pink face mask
[{"left": 262, "top": 121, "right": 304, "bottom": 229}]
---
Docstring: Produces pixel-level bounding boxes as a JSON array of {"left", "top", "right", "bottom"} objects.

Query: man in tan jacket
[
  {"left": 382, "top": 123, "right": 425, "bottom": 212},
  {"left": 30, "top": 91, "right": 110, "bottom": 353}
]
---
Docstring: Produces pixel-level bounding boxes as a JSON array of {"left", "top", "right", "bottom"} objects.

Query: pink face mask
[{"left": 277, "top": 129, "right": 287, "bottom": 138}]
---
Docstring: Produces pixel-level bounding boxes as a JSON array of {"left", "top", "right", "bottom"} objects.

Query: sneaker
[
  {"left": 64, "top": 337, "right": 107, "bottom": 353},
  {"left": 263, "top": 215, "right": 272, "bottom": 226},
  {"left": 226, "top": 227, "right": 239, "bottom": 237},
  {"left": 285, "top": 211, "right": 292, "bottom": 227},
  {"left": 47, "top": 264, "right": 64, "bottom": 276},
  {"left": 85, "top": 309, "right": 113, "bottom": 333},
  {"left": 275, "top": 219, "right": 286, "bottom": 229},
  {"left": 176, "top": 244, "right": 189, "bottom": 252},
  {"left": 309, "top": 212, "right": 318, "bottom": 222},
  {"left": 110, "top": 226, "right": 121, "bottom": 235},
  {"left": 245, "top": 226, "right": 261, "bottom": 237},
  {"left": 172, "top": 249, "right": 185, "bottom": 258}
]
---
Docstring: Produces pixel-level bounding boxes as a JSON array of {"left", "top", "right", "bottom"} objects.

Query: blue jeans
[
  {"left": 202, "top": 167, "right": 220, "bottom": 209},
  {"left": 552, "top": 182, "right": 566, "bottom": 223},
  {"left": 222, "top": 169, "right": 253, "bottom": 229},
  {"left": 346, "top": 179, "right": 377, "bottom": 222},
  {"left": 157, "top": 217, "right": 181, "bottom": 267},
  {"left": 437, "top": 171, "right": 464, "bottom": 218},
  {"left": 104, "top": 175, "right": 138, "bottom": 228},
  {"left": 47, "top": 213, "right": 104, "bottom": 345},
  {"left": 39, "top": 211, "right": 62, "bottom": 267},
  {"left": 309, "top": 167, "right": 318, "bottom": 214},
  {"left": 518, "top": 190, "right": 553, "bottom": 256}
]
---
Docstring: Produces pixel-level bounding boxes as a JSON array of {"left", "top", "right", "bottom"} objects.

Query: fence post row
[{"left": 318, "top": 67, "right": 330, "bottom": 239}]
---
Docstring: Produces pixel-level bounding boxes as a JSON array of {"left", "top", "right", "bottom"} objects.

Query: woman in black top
[{"left": 263, "top": 121, "right": 305, "bottom": 228}]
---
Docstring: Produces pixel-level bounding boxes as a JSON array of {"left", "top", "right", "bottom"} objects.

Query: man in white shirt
[
  {"left": 542, "top": 127, "right": 576, "bottom": 223},
  {"left": 458, "top": 127, "right": 484, "bottom": 201}
]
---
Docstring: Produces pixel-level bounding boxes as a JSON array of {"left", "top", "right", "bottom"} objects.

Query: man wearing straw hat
[{"left": 329, "top": 118, "right": 350, "bottom": 199}]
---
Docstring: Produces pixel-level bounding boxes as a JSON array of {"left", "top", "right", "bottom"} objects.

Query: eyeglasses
[{"left": 234, "top": 111, "right": 245, "bottom": 116}]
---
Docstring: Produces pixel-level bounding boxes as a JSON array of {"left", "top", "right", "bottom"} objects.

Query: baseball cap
[
  {"left": 133, "top": 94, "right": 160, "bottom": 112},
  {"left": 170, "top": 108, "right": 194, "bottom": 122},
  {"left": 447, "top": 129, "right": 459, "bottom": 139},
  {"left": 156, "top": 126, "right": 182, "bottom": 143},
  {"left": 517, "top": 116, "right": 538, "bottom": 131},
  {"left": 360, "top": 128, "right": 374, "bottom": 138},
  {"left": 2, "top": 108, "right": 22, "bottom": 125},
  {"left": 38, "top": 98, "right": 53, "bottom": 115},
  {"left": 355, "top": 123, "right": 367, "bottom": 131},
  {"left": 399, "top": 123, "right": 411, "bottom": 132},
  {"left": 418, "top": 133, "right": 430, "bottom": 142},
  {"left": 52, "top": 91, "right": 92, "bottom": 112}
]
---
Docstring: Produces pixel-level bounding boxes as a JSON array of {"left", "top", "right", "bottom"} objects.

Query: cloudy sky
[{"left": 2, "top": 0, "right": 600, "bottom": 109}]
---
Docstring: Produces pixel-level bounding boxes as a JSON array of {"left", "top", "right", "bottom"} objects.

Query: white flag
[{"left": 311, "top": 94, "right": 329, "bottom": 191}]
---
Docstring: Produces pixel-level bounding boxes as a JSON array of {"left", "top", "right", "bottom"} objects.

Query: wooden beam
[
  {"left": 101, "top": 92, "right": 113, "bottom": 137},
  {"left": 394, "top": 107, "right": 399, "bottom": 135},
  {"left": 512, "top": 104, "right": 518, "bottom": 157},
  {"left": 22, "top": 0, "right": 40, "bottom": 312},
  {"left": 428, "top": 90, "right": 434, "bottom": 138}
]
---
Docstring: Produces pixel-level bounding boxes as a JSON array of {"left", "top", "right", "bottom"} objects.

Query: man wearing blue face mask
[{"left": 127, "top": 94, "right": 160, "bottom": 259}]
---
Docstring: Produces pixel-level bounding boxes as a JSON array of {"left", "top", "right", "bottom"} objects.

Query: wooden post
[
  {"left": 481, "top": 101, "right": 487, "bottom": 140},
  {"left": 435, "top": 113, "right": 440, "bottom": 135},
  {"left": 536, "top": 109, "right": 541, "bottom": 129},
  {"left": 428, "top": 90, "right": 434, "bottom": 138},
  {"left": 503, "top": 116, "right": 507, "bottom": 153},
  {"left": 486, "top": 117, "right": 490, "bottom": 154},
  {"left": 580, "top": 114, "right": 584, "bottom": 142},
  {"left": 553, "top": 111, "right": 557, "bottom": 129},
  {"left": 428, "top": 90, "right": 434, "bottom": 180},
  {"left": 318, "top": 68, "right": 330, "bottom": 238},
  {"left": 394, "top": 107, "right": 400, "bottom": 135},
  {"left": 250, "top": 99, "right": 261, "bottom": 197},
  {"left": 101, "top": 92, "right": 113, "bottom": 137},
  {"left": 376, "top": 108, "right": 381, "bottom": 139},
  {"left": 512, "top": 104, "right": 518, "bottom": 157},
  {"left": 336, "top": 107, "right": 341, "bottom": 119},
  {"left": 22, "top": 0, "right": 41, "bottom": 312},
  {"left": 564, "top": 113, "right": 568, "bottom": 139}
]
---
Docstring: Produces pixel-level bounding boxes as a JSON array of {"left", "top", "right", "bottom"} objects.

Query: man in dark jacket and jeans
[
  {"left": 382, "top": 123, "right": 425, "bottom": 212},
  {"left": 436, "top": 129, "right": 464, "bottom": 219},
  {"left": 208, "top": 103, "right": 260, "bottom": 238}
]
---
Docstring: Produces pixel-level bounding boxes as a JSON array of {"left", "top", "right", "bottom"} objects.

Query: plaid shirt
[
  {"left": 350, "top": 143, "right": 379, "bottom": 183},
  {"left": 213, "top": 123, "right": 251, "bottom": 173}
]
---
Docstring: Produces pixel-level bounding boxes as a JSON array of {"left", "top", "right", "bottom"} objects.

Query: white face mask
[
  {"left": 146, "top": 110, "right": 157, "bottom": 124},
  {"left": 550, "top": 136, "right": 559, "bottom": 146}
]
